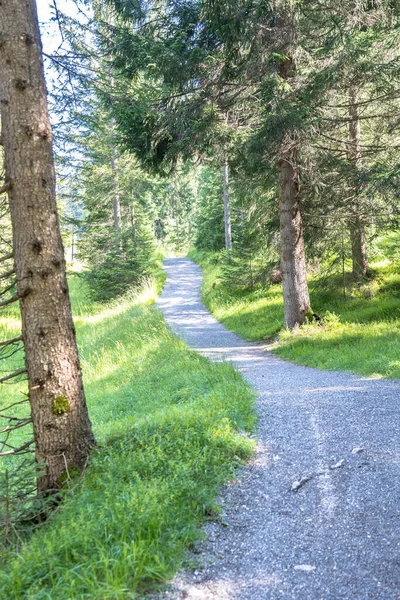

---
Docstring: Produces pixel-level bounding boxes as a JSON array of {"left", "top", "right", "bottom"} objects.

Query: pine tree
[{"left": 0, "top": 0, "right": 95, "bottom": 492}]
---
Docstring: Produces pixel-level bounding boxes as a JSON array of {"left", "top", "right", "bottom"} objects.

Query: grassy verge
[
  {"left": 189, "top": 248, "right": 400, "bottom": 379},
  {"left": 189, "top": 251, "right": 284, "bottom": 341},
  {"left": 0, "top": 275, "right": 255, "bottom": 599}
]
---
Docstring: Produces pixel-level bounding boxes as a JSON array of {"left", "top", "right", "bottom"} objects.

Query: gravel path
[{"left": 156, "top": 257, "right": 400, "bottom": 600}]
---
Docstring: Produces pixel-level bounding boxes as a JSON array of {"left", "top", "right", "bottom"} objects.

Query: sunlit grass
[
  {"left": 276, "top": 320, "right": 400, "bottom": 378},
  {"left": 190, "top": 245, "right": 400, "bottom": 379},
  {"left": 0, "top": 272, "right": 255, "bottom": 599},
  {"left": 192, "top": 250, "right": 284, "bottom": 340}
]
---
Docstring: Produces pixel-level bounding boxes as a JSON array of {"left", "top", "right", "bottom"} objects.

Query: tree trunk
[
  {"left": 278, "top": 137, "right": 311, "bottom": 328},
  {"left": 130, "top": 203, "right": 136, "bottom": 247},
  {"left": 71, "top": 225, "right": 75, "bottom": 262},
  {"left": 109, "top": 75, "right": 122, "bottom": 252},
  {"left": 277, "top": 44, "right": 311, "bottom": 329},
  {"left": 348, "top": 87, "right": 369, "bottom": 279},
  {"left": 0, "top": 0, "right": 95, "bottom": 492},
  {"left": 111, "top": 135, "right": 122, "bottom": 252},
  {"left": 223, "top": 159, "right": 232, "bottom": 251}
]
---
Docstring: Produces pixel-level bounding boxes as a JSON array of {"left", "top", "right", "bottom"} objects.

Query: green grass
[
  {"left": 190, "top": 251, "right": 284, "bottom": 341},
  {"left": 0, "top": 274, "right": 255, "bottom": 599},
  {"left": 189, "top": 247, "right": 400, "bottom": 379}
]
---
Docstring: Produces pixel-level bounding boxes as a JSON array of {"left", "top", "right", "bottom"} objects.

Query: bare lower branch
[
  {"left": 0, "top": 252, "right": 13, "bottom": 263},
  {"left": 0, "top": 418, "right": 32, "bottom": 434},
  {"left": 0, "top": 335, "right": 22, "bottom": 348},
  {"left": 0, "top": 282, "right": 16, "bottom": 297},
  {"left": 0, "top": 269, "right": 15, "bottom": 280},
  {"left": 0, "top": 346, "right": 23, "bottom": 360},
  {"left": 0, "top": 397, "right": 29, "bottom": 416},
  {"left": 0, "top": 294, "right": 19, "bottom": 308},
  {"left": 0, "top": 368, "right": 27, "bottom": 384},
  {"left": 0, "top": 336, "right": 22, "bottom": 349},
  {"left": 0, "top": 439, "right": 34, "bottom": 456},
  {"left": 0, "top": 182, "right": 11, "bottom": 195},
  {"left": 0, "top": 348, "right": 23, "bottom": 362}
]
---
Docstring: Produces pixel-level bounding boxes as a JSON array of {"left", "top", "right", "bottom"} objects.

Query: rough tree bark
[
  {"left": 277, "top": 48, "right": 311, "bottom": 328},
  {"left": 278, "top": 134, "right": 311, "bottom": 328},
  {"left": 0, "top": 0, "right": 95, "bottom": 492},
  {"left": 348, "top": 86, "right": 369, "bottom": 279},
  {"left": 223, "top": 159, "right": 232, "bottom": 251}
]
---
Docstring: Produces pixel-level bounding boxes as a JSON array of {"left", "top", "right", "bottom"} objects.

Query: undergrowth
[
  {"left": 189, "top": 242, "right": 400, "bottom": 379},
  {"left": 0, "top": 274, "right": 255, "bottom": 599}
]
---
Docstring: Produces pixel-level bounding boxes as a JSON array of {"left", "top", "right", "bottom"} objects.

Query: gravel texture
[{"left": 156, "top": 258, "right": 400, "bottom": 600}]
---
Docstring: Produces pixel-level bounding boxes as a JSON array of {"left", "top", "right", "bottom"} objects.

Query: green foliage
[
  {"left": 82, "top": 229, "right": 157, "bottom": 302},
  {"left": 0, "top": 461, "right": 53, "bottom": 549},
  {"left": 194, "top": 167, "right": 225, "bottom": 251},
  {"left": 68, "top": 102, "right": 161, "bottom": 301},
  {"left": 105, "top": 0, "right": 400, "bottom": 284},
  {"left": 220, "top": 246, "right": 272, "bottom": 291},
  {"left": 192, "top": 237, "right": 400, "bottom": 378},
  {"left": 189, "top": 250, "right": 284, "bottom": 340},
  {"left": 0, "top": 275, "right": 255, "bottom": 599},
  {"left": 218, "top": 197, "right": 279, "bottom": 290},
  {"left": 157, "top": 164, "right": 199, "bottom": 253},
  {"left": 51, "top": 0, "right": 400, "bottom": 326}
]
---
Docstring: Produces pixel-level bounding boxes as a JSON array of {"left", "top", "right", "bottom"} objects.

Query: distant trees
[
  {"left": 0, "top": 0, "right": 94, "bottom": 492},
  {"left": 27, "top": 0, "right": 400, "bottom": 331},
  {"left": 194, "top": 167, "right": 226, "bottom": 252},
  {"left": 102, "top": 0, "right": 400, "bottom": 326},
  {"left": 40, "top": 0, "right": 200, "bottom": 300},
  {"left": 69, "top": 102, "right": 158, "bottom": 301},
  {"left": 105, "top": 0, "right": 315, "bottom": 325}
]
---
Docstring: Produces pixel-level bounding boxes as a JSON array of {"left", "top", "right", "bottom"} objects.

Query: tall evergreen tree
[{"left": 0, "top": 0, "right": 95, "bottom": 492}]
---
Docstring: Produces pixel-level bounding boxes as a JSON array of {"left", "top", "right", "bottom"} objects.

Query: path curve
[{"left": 156, "top": 258, "right": 400, "bottom": 600}]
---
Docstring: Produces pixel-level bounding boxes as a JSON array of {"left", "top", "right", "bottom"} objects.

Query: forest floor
[
  {"left": 157, "top": 258, "right": 400, "bottom": 600},
  {"left": 190, "top": 238, "right": 400, "bottom": 379}
]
